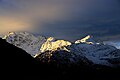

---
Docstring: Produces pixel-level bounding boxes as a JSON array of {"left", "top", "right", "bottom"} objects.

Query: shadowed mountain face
[
  {"left": 0, "top": 38, "right": 73, "bottom": 78},
  {"left": 0, "top": 38, "right": 40, "bottom": 76},
  {"left": 0, "top": 38, "right": 120, "bottom": 79},
  {"left": 0, "top": 38, "right": 56, "bottom": 78}
]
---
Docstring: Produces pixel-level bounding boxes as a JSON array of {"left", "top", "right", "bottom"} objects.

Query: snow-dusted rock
[
  {"left": 104, "top": 41, "right": 120, "bottom": 49},
  {"left": 2, "top": 32, "right": 120, "bottom": 67},
  {"left": 40, "top": 37, "right": 71, "bottom": 52},
  {"left": 72, "top": 35, "right": 120, "bottom": 66},
  {"left": 75, "top": 35, "right": 100, "bottom": 44},
  {"left": 69, "top": 43, "right": 117, "bottom": 67},
  {"left": 3, "top": 32, "right": 46, "bottom": 57},
  {"left": 38, "top": 35, "right": 120, "bottom": 67}
]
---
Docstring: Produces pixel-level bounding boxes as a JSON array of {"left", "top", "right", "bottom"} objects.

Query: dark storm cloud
[
  {"left": 35, "top": 0, "right": 120, "bottom": 41},
  {"left": 0, "top": 0, "right": 120, "bottom": 41}
]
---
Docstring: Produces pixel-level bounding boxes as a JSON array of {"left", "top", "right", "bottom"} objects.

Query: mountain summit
[
  {"left": 40, "top": 37, "right": 71, "bottom": 52},
  {"left": 2, "top": 32, "right": 120, "bottom": 67},
  {"left": 1, "top": 32, "right": 120, "bottom": 79},
  {"left": 1, "top": 37, "right": 120, "bottom": 79},
  {"left": 75, "top": 35, "right": 99, "bottom": 44},
  {"left": 3, "top": 32, "right": 46, "bottom": 57}
]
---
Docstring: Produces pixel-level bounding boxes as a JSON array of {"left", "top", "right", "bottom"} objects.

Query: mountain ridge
[
  {"left": 2, "top": 31, "right": 120, "bottom": 67},
  {"left": 0, "top": 34, "right": 120, "bottom": 79}
]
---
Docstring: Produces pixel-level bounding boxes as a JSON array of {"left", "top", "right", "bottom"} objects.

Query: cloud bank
[{"left": 0, "top": 0, "right": 120, "bottom": 41}]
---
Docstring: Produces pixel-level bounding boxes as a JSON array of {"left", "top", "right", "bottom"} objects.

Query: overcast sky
[{"left": 0, "top": 0, "right": 120, "bottom": 41}]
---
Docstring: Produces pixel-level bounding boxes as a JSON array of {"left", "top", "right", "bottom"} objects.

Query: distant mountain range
[{"left": 1, "top": 32, "right": 120, "bottom": 79}]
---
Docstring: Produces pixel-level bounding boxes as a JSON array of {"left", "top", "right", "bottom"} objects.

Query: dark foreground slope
[
  {"left": 0, "top": 38, "right": 120, "bottom": 79},
  {"left": 0, "top": 38, "right": 68, "bottom": 79},
  {"left": 0, "top": 38, "right": 53, "bottom": 77},
  {"left": 0, "top": 38, "right": 39, "bottom": 75}
]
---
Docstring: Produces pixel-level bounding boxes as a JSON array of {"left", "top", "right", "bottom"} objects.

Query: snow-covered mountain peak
[
  {"left": 2, "top": 32, "right": 120, "bottom": 67},
  {"left": 3, "top": 32, "right": 34, "bottom": 40},
  {"left": 46, "top": 37, "right": 55, "bottom": 42},
  {"left": 3, "top": 32, "right": 15, "bottom": 39},
  {"left": 75, "top": 35, "right": 99, "bottom": 44},
  {"left": 3, "top": 31, "right": 46, "bottom": 57},
  {"left": 40, "top": 38, "right": 71, "bottom": 53}
]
